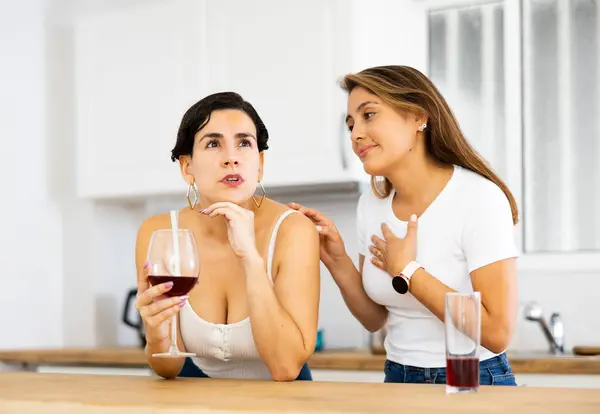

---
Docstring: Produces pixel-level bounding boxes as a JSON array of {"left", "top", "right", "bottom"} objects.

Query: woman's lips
[
  {"left": 220, "top": 174, "right": 244, "bottom": 187},
  {"left": 358, "top": 145, "right": 377, "bottom": 158}
]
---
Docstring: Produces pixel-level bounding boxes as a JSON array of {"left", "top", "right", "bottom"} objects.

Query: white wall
[
  {"left": 0, "top": 0, "right": 149, "bottom": 350},
  {"left": 510, "top": 271, "right": 600, "bottom": 353},
  {"left": 0, "top": 0, "right": 64, "bottom": 349}
]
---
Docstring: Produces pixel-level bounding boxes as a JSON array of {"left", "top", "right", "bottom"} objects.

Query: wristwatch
[{"left": 392, "top": 261, "right": 423, "bottom": 294}]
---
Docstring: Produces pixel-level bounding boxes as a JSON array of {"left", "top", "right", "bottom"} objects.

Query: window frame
[{"left": 419, "top": 0, "right": 600, "bottom": 273}]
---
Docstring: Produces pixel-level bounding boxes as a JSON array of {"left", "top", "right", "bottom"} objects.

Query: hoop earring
[
  {"left": 418, "top": 123, "right": 427, "bottom": 132},
  {"left": 186, "top": 182, "right": 199, "bottom": 210},
  {"left": 252, "top": 181, "right": 267, "bottom": 208}
]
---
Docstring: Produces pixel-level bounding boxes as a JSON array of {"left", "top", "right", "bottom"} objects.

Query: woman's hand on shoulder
[
  {"left": 200, "top": 202, "right": 258, "bottom": 260},
  {"left": 287, "top": 202, "right": 347, "bottom": 267}
]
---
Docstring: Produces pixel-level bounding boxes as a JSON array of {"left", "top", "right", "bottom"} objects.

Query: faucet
[{"left": 523, "top": 301, "right": 565, "bottom": 354}]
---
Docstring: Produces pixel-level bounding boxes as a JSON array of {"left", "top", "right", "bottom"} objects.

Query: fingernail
[
  {"left": 178, "top": 300, "right": 187, "bottom": 307},
  {"left": 179, "top": 295, "right": 189, "bottom": 301},
  {"left": 410, "top": 214, "right": 417, "bottom": 222},
  {"left": 199, "top": 208, "right": 206, "bottom": 213},
  {"left": 143, "top": 262, "right": 148, "bottom": 269},
  {"left": 316, "top": 225, "right": 322, "bottom": 232},
  {"left": 165, "top": 281, "right": 174, "bottom": 288}
]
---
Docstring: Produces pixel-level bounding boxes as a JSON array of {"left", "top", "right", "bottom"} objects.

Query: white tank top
[{"left": 178, "top": 209, "right": 296, "bottom": 379}]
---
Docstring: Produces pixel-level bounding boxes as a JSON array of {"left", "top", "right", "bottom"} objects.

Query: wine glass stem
[{"left": 169, "top": 313, "right": 178, "bottom": 353}]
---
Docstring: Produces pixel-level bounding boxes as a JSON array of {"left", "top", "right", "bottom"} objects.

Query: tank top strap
[{"left": 266, "top": 209, "right": 298, "bottom": 283}]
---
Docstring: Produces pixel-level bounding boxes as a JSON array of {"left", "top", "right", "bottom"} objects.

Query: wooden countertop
[
  {"left": 1, "top": 347, "right": 600, "bottom": 375},
  {"left": 1, "top": 372, "right": 599, "bottom": 414},
  {"left": 0, "top": 347, "right": 147, "bottom": 368}
]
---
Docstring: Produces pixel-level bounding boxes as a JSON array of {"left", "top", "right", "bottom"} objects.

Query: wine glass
[{"left": 146, "top": 229, "right": 199, "bottom": 358}]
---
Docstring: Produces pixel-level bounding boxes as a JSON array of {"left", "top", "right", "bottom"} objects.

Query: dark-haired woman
[
  {"left": 291, "top": 66, "right": 519, "bottom": 386},
  {"left": 135, "top": 92, "right": 320, "bottom": 381}
]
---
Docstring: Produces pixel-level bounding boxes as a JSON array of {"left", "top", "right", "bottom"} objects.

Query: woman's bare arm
[
  {"left": 287, "top": 202, "right": 387, "bottom": 333},
  {"left": 244, "top": 212, "right": 321, "bottom": 381},
  {"left": 404, "top": 258, "right": 518, "bottom": 353},
  {"left": 327, "top": 254, "right": 388, "bottom": 333}
]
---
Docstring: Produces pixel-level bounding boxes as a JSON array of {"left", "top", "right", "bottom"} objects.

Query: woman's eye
[
  {"left": 364, "top": 112, "right": 375, "bottom": 120},
  {"left": 206, "top": 140, "right": 219, "bottom": 148},
  {"left": 239, "top": 139, "right": 252, "bottom": 147},
  {"left": 347, "top": 124, "right": 354, "bottom": 132}
]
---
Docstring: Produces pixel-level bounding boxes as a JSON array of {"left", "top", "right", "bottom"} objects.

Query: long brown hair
[{"left": 341, "top": 65, "right": 519, "bottom": 225}]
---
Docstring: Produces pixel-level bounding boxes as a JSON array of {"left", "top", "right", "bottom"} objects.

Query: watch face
[{"left": 392, "top": 276, "right": 409, "bottom": 294}]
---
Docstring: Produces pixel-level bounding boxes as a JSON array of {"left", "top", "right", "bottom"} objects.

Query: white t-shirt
[{"left": 357, "top": 165, "right": 519, "bottom": 368}]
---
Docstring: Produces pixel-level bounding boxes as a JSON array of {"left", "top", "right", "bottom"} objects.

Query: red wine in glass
[
  {"left": 148, "top": 275, "right": 198, "bottom": 297},
  {"left": 146, "top": 227, "right": 199, "bottom": 358},
  {"left": 445, "top": 292, "right": 481, "bottom": 393},
  {"left": 446, "top": 356, "right": 479, "bottom": 388}
]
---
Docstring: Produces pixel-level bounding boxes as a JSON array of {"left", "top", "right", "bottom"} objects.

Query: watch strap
[
  {"left": 400, "top": 260, "right": 423, "bottom": 280},
  {"left": 392, "top": 261, "right": 423, "bottom": 295}
]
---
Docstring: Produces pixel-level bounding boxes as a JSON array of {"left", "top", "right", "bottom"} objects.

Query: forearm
[
  {"left": 244, "top": 254, "right": 311, "bottom": 381},
  {"left": 145, "top": 338, "right": 184, "bottom": 379},
  {"left": 326, "top": 254, "right": 387, "bottom": 332},
  {"left": 409, "top": 270, "right": 509, "bottom": 353}
]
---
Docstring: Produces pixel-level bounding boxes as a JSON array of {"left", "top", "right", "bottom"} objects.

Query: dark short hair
[{"left": 171, "top": 92, "right": 269, "bottom": 162}]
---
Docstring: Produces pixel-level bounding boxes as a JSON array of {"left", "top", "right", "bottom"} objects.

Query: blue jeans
[
  {"left": 178, "top": 357, "right": 313, "bottom": 381},
  {"left": 384, "top": 353, "right": 517, "bottom": 385}
]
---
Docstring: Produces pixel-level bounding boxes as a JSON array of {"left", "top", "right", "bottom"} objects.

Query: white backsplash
[{"left": 59, "top": 188, "right": 599, "bottom": 353}]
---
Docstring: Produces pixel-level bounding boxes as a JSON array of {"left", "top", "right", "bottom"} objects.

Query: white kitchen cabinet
[
  {"left": 204, "top": 0, "right": 428, "bottom": 189},
  {"left": 10, "top": 364, "right": 600, "bottom": 387},
  {"left": 204, "top": 0, "right": 349, "bottom": 188},
  {"left": 312, "top": 371, "right": 600, "bottom": 388},
  {"left": 74, "top": 0, "right": 427, "bottom": 198},
  {"left": 36, "top": 365, "right": 153, "bottom": 377},
  {"left": 515, "top": 374, "right": 600, "bottom": 389},
  {"left": 311, "top": 369, "right": 385, "bottom": 383},
  {"left": 74, "top": 0, "right": 208, "bottom": 199},
  {"left": 35, "top": 366, "right": 385, "bottom": 382}
]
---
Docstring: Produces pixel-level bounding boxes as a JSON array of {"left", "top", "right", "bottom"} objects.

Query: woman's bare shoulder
[
  {"left": 259, "top": 199, "right": 314, "bottom": 228},
  {"left": 268, "top": 201, "right": 320, "bottom": 280},
  {"left": 279, "top": 210, "right": 318, "bottom": 238},
  {"left": 134, "top": 213, "right": 174, "bottom": 267},
  {"left": 266, "top": 202, "right": 317, "bottom": 241},
  {"left": 137, "top": 212, "right": 172, "bottom": 237}
]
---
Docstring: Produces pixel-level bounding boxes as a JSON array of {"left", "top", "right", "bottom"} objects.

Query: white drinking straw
[{"left": 169, "top": 210, "right": 182, "bottom": 276}]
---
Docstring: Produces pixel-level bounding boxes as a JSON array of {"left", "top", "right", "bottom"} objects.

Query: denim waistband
[
  {"left": 389, "top": 352, "right": 510, "bottom": 372},
  {"left": 384, "top": 352, "right": 516, "bottom": 385}
]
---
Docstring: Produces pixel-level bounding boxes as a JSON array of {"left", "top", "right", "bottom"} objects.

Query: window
[
  {"left": 426, "top": 0, "right": 600, "bottom": 257},
  {"left": 523, "top": 0, "right": 599, "bottom": 252},
  {"left": 429, "top": 2, "right": 506, "bottom": 177}
]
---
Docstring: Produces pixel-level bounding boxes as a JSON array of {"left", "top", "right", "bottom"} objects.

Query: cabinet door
[
  {"left": 205, "top": 0, "right": 349, "bottom": 188},
  {"left": 74, "top": 0, "right": 207, "bottom": 199},
  {"left": 311, "top": 369, "right": 385, "bottom": 383},
  {"left": 515, "top": 374, "right": 600, "bottom": 388},
  {"left": 331, "top": 0, "right": 429, "bottom": 184}
]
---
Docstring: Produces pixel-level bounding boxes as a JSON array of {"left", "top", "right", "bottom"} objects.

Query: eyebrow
[
  {"left": 345, "top": 100, "right": 379, "bottom": 124},
  {"left": 199, "top": 132, "right": 257, "bottom": 142}
]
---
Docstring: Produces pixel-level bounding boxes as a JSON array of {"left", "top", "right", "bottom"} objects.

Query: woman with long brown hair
[{"left": 290, "top": 65, "right": 519, "bottom": 385}]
